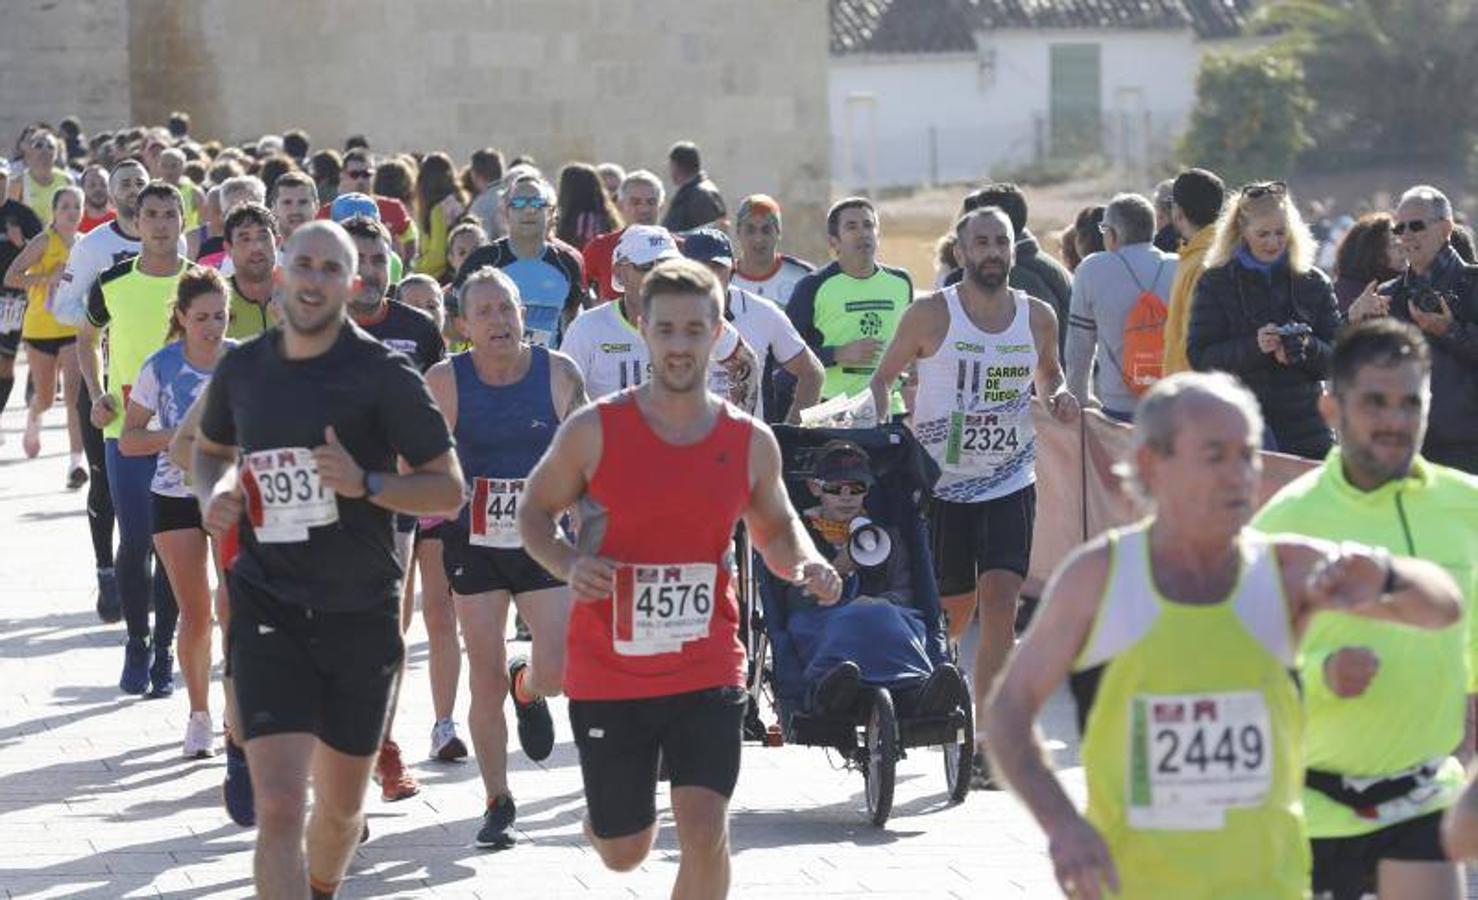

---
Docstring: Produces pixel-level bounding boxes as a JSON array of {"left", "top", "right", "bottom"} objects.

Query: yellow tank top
[
  {"left": 24, "top": 169, "right": 70, "bottom": 228},
  {"left": 1072, "top": 523, "right": 1309, "bottom": 899},
  {"left": 22, "top": 229, "right": 76, "bottom": 341}
]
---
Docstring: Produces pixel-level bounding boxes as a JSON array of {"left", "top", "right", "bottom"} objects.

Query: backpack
[{"left": 1106, "top": 253, "right": 1168, "bottom": 397}]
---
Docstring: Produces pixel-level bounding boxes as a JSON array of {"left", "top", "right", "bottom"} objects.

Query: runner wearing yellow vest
[
  {"left": 984, "top": 371, "right": 1463, "bottom": 900},
  {"left": 221, "top": 203, "right": 280, "bottom": 340},
  {"left": 1254, "top": 319, "right": 1478, "bottom": 900}
]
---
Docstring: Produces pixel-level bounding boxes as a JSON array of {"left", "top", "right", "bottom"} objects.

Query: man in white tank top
[{"left": 871, "top": 205, "right": 1079, "bottom": 786}]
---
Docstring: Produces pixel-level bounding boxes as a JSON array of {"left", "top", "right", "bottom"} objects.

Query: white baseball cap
[{"left": 615, "top": 224, "right": 680, "bottom": 268}]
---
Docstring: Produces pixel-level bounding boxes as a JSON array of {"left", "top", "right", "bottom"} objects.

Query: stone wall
[
  {"left": 0, "top": 0, "right": 132, "bottom": 151},
  {"left": 119, "top": 0, "right": 831, "bottom": 261}
]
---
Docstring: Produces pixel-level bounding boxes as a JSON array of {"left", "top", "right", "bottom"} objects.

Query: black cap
[{"left": 813, "top": 440, "right": 873, "bottom": 486}]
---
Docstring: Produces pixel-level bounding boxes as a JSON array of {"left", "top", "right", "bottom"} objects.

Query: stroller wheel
[{"left": 862, "top": 687, "right": 898, "bottom": 827}]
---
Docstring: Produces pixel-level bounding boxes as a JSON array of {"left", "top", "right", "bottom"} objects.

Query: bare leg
[
  {"left": 59, "top": 344, "right": 82, "bottom": 457},
  {"left": 305, "top": 740, "right": 378, "bottom": 895},
  {"left": 455, "top": 590, "right": 512, "bottom": 799},
  {"left": 417, "top": 538, "right": 460, "bottom": 721},
  {"left": 973, "top": 570, "right": 1024, "bottom": 740},
  {"left": 243, "top": 732, "right": 316, "bottom": 898},
  {"left": 1378, "top": 859, "right": 1461, "bottom": 900},
  {"left": 23, "top": 343, "right": 58, "bottom": 457},
  {"left": 588, "top": 821, "right": 658, "bottom": 873},
  {"left": 670, "top": 786, "right": 732, "bottom": 899},
  {"left": 154, "top": 527, "right": 212, "bottom": 712},
  {"left": 512, "top": 586, "right": 570, "bottom": 699}
]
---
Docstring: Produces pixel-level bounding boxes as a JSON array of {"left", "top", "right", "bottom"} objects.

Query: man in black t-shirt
[{"left": 193, "top": 220, "right": 463, "bottom": 900}]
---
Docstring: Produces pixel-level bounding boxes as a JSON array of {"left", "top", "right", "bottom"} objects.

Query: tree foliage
[{"left": 1178, "top": 52, "right": 1312, "bottom": 186}]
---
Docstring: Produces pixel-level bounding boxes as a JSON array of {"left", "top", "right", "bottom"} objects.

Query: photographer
[
  {"left": 1350, "top": 186, "right": 1478, "bottom": 473},
  {"left": 1188, "top": 181, "right": 1340, "bottom": 459}
]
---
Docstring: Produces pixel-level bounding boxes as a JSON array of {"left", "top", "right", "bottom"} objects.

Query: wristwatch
[{"left": 363, "top": 471, "right": 385, "bottom": 498}]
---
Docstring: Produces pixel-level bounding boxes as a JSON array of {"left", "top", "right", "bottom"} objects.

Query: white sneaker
[
  {"left": 430, "top": 718, "right": 468, "bottom": 761},
  {"left": 183, "top": 710, "right": 215, "bottom": 759}
]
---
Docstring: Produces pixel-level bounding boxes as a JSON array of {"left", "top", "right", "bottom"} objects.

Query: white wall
[{"left": 830, "top": 28, "right": 1202, "bottom": 190}]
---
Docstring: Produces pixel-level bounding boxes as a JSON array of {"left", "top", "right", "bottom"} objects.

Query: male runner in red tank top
[{"left": 520, "top": 258, "right": 841, "bottom": 898}]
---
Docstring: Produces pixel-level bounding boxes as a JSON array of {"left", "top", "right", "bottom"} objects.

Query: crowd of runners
[{"left": 1, "top": 112, "right": 1476, "bottom": 899}]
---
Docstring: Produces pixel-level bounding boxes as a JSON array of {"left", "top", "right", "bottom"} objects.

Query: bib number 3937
[
  {"left": 242, "top": 448, "right": 339, "bottom": 544},
  {"left": 945, "top": 411, "right": 1018, "bottom": 466},
  {"left": 469, "top": 477, "right": 523, "bottom": 549},
  {"left": 612, "top": 563, "right": 716, "bottom": 657},
  {"left": 1127, "top": 690, "right": 1273, "bottom": 831}
]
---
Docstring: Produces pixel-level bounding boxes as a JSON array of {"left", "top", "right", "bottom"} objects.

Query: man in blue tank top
[{"left": 424, "top": 266, "right": 588, "bottom": 849}]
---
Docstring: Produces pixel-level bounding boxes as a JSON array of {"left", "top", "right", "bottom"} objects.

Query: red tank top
[{"left": 564, "top": 391, "right": 752, "bottom": 700}]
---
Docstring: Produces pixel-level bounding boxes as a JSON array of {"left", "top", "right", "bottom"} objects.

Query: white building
[{"left": 829, "top": 0, "right": 1260, "bottom": 190}]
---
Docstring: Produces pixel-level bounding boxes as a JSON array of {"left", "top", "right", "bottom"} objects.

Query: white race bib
[
  {"left": 242, "top": 448, "right": 339, "bottom": 544},
  {"left": 468, "top": 476, "right": 523, "bottom": 549},
  {"left": 612, "top": 563, "right": 716, "bottom": 657},
  {"left": 944, "top": 411, "right": 1020, "bottom": 467},
  {"left": 1127, "top": 690, "right": 1273, "bottom": 831},
  {"left": 0, "top": 295, "right": 25, "bottom": 334}
]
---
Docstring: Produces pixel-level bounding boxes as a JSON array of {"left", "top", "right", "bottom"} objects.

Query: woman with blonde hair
[{"left": 1187, "top": 180, "right": 1341, "bottom": 459}]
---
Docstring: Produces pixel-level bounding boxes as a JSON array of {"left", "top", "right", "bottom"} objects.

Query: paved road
[{"left": 0, "top": 387, "right": 1080, "bottom": 899}]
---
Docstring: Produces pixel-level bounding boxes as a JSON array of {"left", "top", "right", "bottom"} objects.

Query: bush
[{"left": 1178, "top": 52, "right": 1312, "bottom": 186}]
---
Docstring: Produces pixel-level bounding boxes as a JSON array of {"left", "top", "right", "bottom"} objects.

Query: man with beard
[
  {"left": 519, "top": 258, "right": 840, "bottom": 897},
  {"left": 78, "top": 164, "right": 115, "bottom": 234},
  {"left": 193, "top": 220, "right": 462, "bottom": 899},
  {"left": 583, "top": 169, "right": 665, "bottom": 302},
  {"left": 1254, "top": 319, "right": 1478, "bottom": 900},
  {"left": 223, "top": 203, "right": 280, "bottom": 339},
  {"left": 870, "top": 205, "right": 1079, "bottom": 788},
  {"left": 271, "top": 171, "right": 318, "bottom": 242}
]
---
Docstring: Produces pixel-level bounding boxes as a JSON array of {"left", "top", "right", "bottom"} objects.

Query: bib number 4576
[{"left": 612, "top": 562, "right": 717, "bottom": 657}]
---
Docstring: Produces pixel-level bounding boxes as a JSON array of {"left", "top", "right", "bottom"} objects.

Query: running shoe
[
  {"left": 375, "top": 739, "right": 421, "bottom": 801},
  {"left": 22, "top": 413, "right": 40, "bottom": 458},
  {"left": 96, "top": 567, "right": 121, "bottom": 623},
  {"left": 430, "top": 718, "right": 468, "bottom": 762},
  {"left": 475, "top": 795, "right": 517, "bottom": 849},
  {"left": 149, "top": 646, "right": 175, "bottom": 698},
  {"left": 811, "top": 660, "right": 861, "bottom": 716},
  {"left": 119, "top": 638, "right": 151, "bottom": 695},
  {"left": 223, "top": 735, "right": 256, "bottom": 826},
  {"left": 66, "top": 465, "right": 87, "bottom": 490},
  {"left": 508, "top": 657, "right": 554, "bottom": 761},
  {"left": 183, "top": 710, "right": 214, "bottom": 759}
]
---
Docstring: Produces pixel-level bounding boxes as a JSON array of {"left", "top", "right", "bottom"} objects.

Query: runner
[
  {"left": 1253, "top": 319, "right": 1478, "bottom": 900},
  {"left": 119, "top": 267, "right": 231, "bottom": 757},
  {"left": 317, "top": 148, "right": 417, "bottom": 264},
  {"left": 270, "top": 171, "right": 318, "bottom": 242},
  {"left": 518, "top": 257, "right": 841, "bottom": 896},
  {"left": 0, "top": 160, "right": 44, "bottom": 453},
  {"left": 583, "top": 169, "right": 665, "bottom": 302},
  {"left": 870, "top": 205, "right": 1079, "bottom": 785},
  {"left": 77, "top": 181, "right": 193, "bottom": 697},
  {"left": 560, "top": 224, "right": 759, "bottom": 411},
  {"left": 984, "top": 370, "right": 1463, "bottom": 900},
  {"left": 2, "top": 185, "right": 83, "bottom": 477},
  {"left": 453, "top": 171, "right": 587, "bottom": 348},
  {"left": 192, "top": 219, "right": 463, "bottom": 899},
  {"left": 78, "top": 164, "right": 115, "bottom": 234},
  {"left": 222, "top": 203, "right": 280, "bottom": 339},
  {"left": 680, "top": 227, "right": 823, "bottom": 423},
  {"left": 425, "top": 266, "right": 586, "bottom": 848},
  {"left": 9, "top": 130, "right": 72, "bottom": 227},
  {"left": 730, "top": 194, "right": 814, "bottom": 309},
  {"left": 342, "top": 213, "right": 446, "bottom": 802}
]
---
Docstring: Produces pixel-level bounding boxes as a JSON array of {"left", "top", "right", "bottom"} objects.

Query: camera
[
  {"left": 1274, "top": 322, "right": 1313, "bottom": 363},
  {"left": 1410, "top": 286, "right": 1455, "bottom": 315}
]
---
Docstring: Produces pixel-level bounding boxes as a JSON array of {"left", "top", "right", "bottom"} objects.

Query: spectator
[
  {"left": 1350, "top": 185, "right": 1478, "bottom": 472},
  {"left": 412, "top": 152, "right": 466, "bottom": 277},
  {"left": 464, "top": 147, "right": 506, "bottom": 240},
  {"left": 1152, "top": 178, "right": 1179, "bottom": 253},
  {"left": 1058, "top": 225, "right": 1081, "bottom": 272},
  {"left": 1065, "top": 193, "right": 1177, "bottom": 421},
  {"left": 554, "top": 163, "right": 620, "bottom": 251},
  {"left": 1163, "top": 168, "right": 1225, "bottom": 375},
  {"left": 947, "top": 183, "right": 1074, "bottom": 353},
  {"left": 1188, "top": 180, "right": 1339, "bottom": 459},
  {"left": 1331, "top": 213, "right": 1401, "bottom": 314},
  {"left": 1072, "top": 205, "right": 1106, "bottom": 260},
  {"left": 595, "top": 162, "right": 625, "bottom": 200},
  {"left": 660, "top": 140, "right": 725, "bottom": 232},
  {"left": 1450, "top": 223, "right": 1476, "bottom": 263},
  {"left": 582, "top": 169, "right": 663, "bottom": 301}
]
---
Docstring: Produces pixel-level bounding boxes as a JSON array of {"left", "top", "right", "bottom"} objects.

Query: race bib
[
  {"left": 469, "top": 476, "right": 523, "bottom": 549},
  {"left": 1127, "top": 690, "right": 1273, "bottom": 831},
  {"left": 0, "top": 294, "right": 25, "bottom": 334},
  {"left": 241, "top": 448, "right": 339, "bottom": 544},
  {"left": 612, "top": 563, "right": 716, "bottom": 657},
  {"left": 944, "top": 411, "right": 1020, "bottom": 467}
]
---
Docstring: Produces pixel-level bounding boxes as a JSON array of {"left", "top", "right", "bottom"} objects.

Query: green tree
[
  {"left": 1260, "top": 0, "right": 1478, "bottom": 168},
  {"left": 1178, "top": 52, "right": 1312, "bottom": 186}
]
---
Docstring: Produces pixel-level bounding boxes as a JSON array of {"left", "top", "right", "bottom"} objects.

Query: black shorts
[
  {"left": 569, "top": 685, "right": 747, "bottom": 839},
  {"left": 23, "top": 335, "right": 76, "bottom": 356},
  {"left": 1311, "top": 810, "right": 1450, "bottom": 900},
  {"left": 226, "top": 573, "right": 403, "bottom": 757},
  {"left": 151, "top": 492, "right": 202, "bottom": 534},
  {"left": 930, "top": 483, "right": 1037, "bottom": 595},
  {"left": 0, "top": 329, "right": 18, "bottom": 359},
  {"left": 440, "top": 524, "right": 563, "bottom": 596}
]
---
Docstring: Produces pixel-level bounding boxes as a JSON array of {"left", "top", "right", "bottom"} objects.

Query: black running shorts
[
  {"left": 930, "top": 483, "right": 1037, "bottom": 596},
  {"left": 440, "top": 523, "right": 563, "bottom": 597},
  {"left": 569, "top": 685, "right": 747, "bottom": 839},
  {"left": 227, "top": 572, "right": 403, "bottom": 757},
  {"left": 151, "top": 492, "right": 202, "bottom": 534},
  {"left": 1311, "top": 810, "right": 1450, "bottom": 900}
]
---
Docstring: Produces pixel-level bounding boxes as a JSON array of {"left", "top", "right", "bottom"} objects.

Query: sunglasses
[
  {"left": 508, "top": 196, "right": 549, "bottom": 210},
  {"left": 820, "top": 482, "right": 867, "bottom": 496},
  {"left": 1393, "top": 219, "right": 1433, "bottom": 236},
  {"left": 345, "top": 169, "right": 373, "bottom": 179},
  {"left": 630, "top": 260, "right": 657, "bottom": 273},
  {"left": 1240, "top": 181, "right": 1287, "bottom": 199}
]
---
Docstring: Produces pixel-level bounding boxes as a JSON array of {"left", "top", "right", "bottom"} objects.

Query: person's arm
[
  {"left": 77, "top": 295, "right": 114, "bottom": 427},
  {"left": 192, "top": 373, "right": 243, "bottom": 538},
  {"left": 168, "top": 390, "right": 208, "bottom": 474},
  {"left": 781, "top": 347, "right": 824, "bottom": 424},
  {"left": 1293, "top": 273, "right": 1340, "bottom": 378},
  {"left": 1282, "top": 538, "right": 1463, "bottom": 634},
  {"left": 49, "top": 232, "right": 98, "bottom": 326},
  {"left": 869, "top": 294, "right": 943, "bottom": 422},
  {"left": 1063, "top": 276, "right": 1097, "bottom": 406},
  {"left": 741, "top": 424, "right": 842, "bottom": 603},
  {"left": 3, "top": 231, "right": 48, "bottom": 291},
  {"left": 549, "top": 351, "right": 590, "bottom": 420},
  {"left": 717, "top": 328, "right": 760, "bottom": 414},
  {"left": 1410, "top": 278, "right": 1478, "bottom": 364},
  {"left": 985, "top": 542, "right": 1119, "bottom": 900},
  {"left": 118, "top": 400, "right": 172, "bottom": 457},
  {"left": 1187, "top": 271, "right": 1271, "bottom": 374},
  {"left": 1030, "top": 298, "right": 1079, "bottom": 423},
  {"left": 518, "top": 405, "right": 611, "bottom": 599},
  {"left": 423, "top": 359, "right": 457, "bottom": 433}
]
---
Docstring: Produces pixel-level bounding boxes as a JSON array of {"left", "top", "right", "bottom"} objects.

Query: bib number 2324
[
  {"left": 242, "top": 448, "right": 338, "bottom": 544},
  {"left": 612, "top": 563, "right": 716, "bottom": 657},
  {"left": 945, "top": 411, "right": 1018, "bottom": 466}
]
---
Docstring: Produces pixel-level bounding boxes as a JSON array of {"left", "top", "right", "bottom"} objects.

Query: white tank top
[{"left": 913, "top": 286, "right": 1038, "bottom": 502}]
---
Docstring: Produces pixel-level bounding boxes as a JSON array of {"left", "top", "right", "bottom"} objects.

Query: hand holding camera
[{"left": 1258, "top": 322, "right": 1312, "bottom": 366}]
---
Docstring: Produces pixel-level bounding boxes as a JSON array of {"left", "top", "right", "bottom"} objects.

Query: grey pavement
[{"left": 0, "top": 386, "right": 1081, "bottom": 899}]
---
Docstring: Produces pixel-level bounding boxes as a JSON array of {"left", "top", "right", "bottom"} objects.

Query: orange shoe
[{"left": 374, "top": 739, "right": 420, "bottom": 802}]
